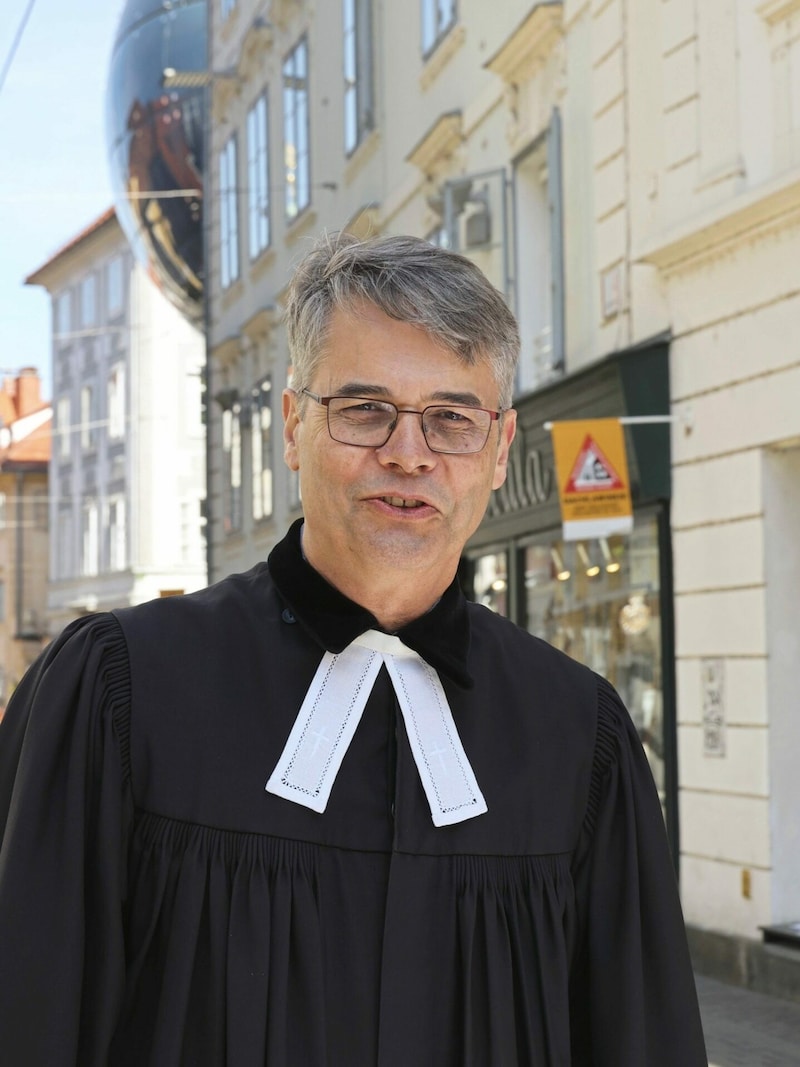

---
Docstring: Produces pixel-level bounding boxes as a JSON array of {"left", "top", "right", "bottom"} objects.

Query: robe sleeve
[
  {"left": 0, "top": 614, "right": 133, "bottom": 1067},
  {"left": 569, "top": 676, "right": 708, "bottom": 1066}
]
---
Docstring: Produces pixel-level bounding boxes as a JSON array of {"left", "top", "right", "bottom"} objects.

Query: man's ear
[
  {"left": 283, "top": 389, "right": 301, "bottom": 471},
  {"left": 492, "top": 408, "right": 517, "bottom": 491}
]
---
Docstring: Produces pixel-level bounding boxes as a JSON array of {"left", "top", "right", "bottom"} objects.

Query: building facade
[
  {"left": 26, "top": 209, "right": 208, "bottom": 635},
  {"left": 0, "top": 369, "right": 51, "bottom": 716},
  {"left": 203, "top": 0, "right": 800, "bottom": 987}
]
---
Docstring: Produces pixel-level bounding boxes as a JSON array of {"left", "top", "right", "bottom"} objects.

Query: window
[
  {"left": 80, "top": 274, "right": 96, "bottom": 328},
  {"left": 219, "top": 134, "right": 240, "bottom": 289},
  {"left": 82, "top": 499, "right": 99, "bottom": 577},
  {"left": 57, "top": 508, "right": 73, "bottom": 580},
  {"left": 57, "top": 396, "right": 72, "bottom": 459},
  {"left": 80, "top": 385, "right": 95, "bottom": 450},
  {"left": 108, "top": 364, "right": 125, "bottom": 439},
  {"left": 251, "top": 377, "right": 273, "bottom": 522},
  {"left": 107, "top": 497, "right": 126, "bottom": 571},
  {"left": 421, "top": 0, "right": 457, "bottom": 56},
  {"left": 247, "top": 93, "right": 271, "bottom": 258},
  {"left": 514, "top": 113, "right": 565, "bottom": 392},
  {"left": 283, "top": 37, "right": 310, "bottom": 220},
  {"left": 343, "top": 0, "right": 374, "bottom": 155},
  {"left": 55, "top": 290, "right": 72, "bottom": 340},
  {"left": 106, "top": 256, "right": 124, "bottom": 315},
  {"left": 222, "top": 407, "right": 243, "bottom": 533}
]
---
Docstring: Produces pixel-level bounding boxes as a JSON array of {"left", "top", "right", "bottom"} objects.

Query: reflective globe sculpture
[{"left": 106, "top": 0, "right": 207, "bottom": 323}]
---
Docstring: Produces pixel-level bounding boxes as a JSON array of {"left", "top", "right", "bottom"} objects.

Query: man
[{"left": 0, "top": 233, "right": 707, "bottom": 1065}]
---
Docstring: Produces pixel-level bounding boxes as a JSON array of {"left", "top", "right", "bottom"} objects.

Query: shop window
[{"left": 522, "top": 517, "right": 664, "bottom": 799}]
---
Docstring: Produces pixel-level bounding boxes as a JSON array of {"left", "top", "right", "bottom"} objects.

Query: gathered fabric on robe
[{"left": 0, "top": 519, "right": 707, "bottom": 1066}]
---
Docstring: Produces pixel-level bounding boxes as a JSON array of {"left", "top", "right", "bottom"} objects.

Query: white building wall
[{"left": 34, "top": 212, "right": 207, "bottom": 634}]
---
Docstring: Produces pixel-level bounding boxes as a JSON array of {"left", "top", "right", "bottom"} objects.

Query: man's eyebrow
[{"left": 335, "top": 382, "right": 488, "bottom": 407}]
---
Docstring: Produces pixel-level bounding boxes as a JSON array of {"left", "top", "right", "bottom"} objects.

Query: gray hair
[{"left": 283, "top": 231, "right": 520, "bottom": 408}]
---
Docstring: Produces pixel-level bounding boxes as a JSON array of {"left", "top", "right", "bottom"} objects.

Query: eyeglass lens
[{"left": 327, "top": 397, "right": 492, "bottom": 453}]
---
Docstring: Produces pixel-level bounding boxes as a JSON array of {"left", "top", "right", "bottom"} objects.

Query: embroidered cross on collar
[{"left": 265, "top": 520, "right": 485, "bottom": 827}]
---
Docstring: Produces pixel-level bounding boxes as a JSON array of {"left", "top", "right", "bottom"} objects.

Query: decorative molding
[
  {"left": 343, "top": 202, "right": 382, "bottom": 240},
  {"left": 484, "top": 2, "right": 564, "bottom": 85},
  {"left": 269, "top": 0, "right": 302, "bottom": 31},
  {"left": 635, "top": 168, "right": 800, "bottom": 272},
  {"left": 211, "top": 334, "right": 242, "bottom": 369},
  {"left": 211, "top": 72, "right": 242, "bottom": 124},
  {"left": 419, "top": 24, "right": 467, "bottom": 91},
  {"left": 240, "top": 304, "right": 277, "bottom": 343},
  {"left": 238, "top": 18, "right": 274, "bottom": 80},
  {"left": 756, "top": 0, "right": 800, "bottom": 26},
  {"left": 406, "top": 111, "right": 464, "bottom": 175},
  {"left": 220, "top": 276, "right": 246, "bottom": 314}
]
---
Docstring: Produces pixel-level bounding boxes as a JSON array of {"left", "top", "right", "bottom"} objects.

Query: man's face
[{"left": 283, "top": 302, "right": 516, "bottom": 590}]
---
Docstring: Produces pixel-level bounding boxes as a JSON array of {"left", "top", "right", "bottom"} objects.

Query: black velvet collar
[{"left": 268, "top": 519, "right": 473, "bottom": 689}]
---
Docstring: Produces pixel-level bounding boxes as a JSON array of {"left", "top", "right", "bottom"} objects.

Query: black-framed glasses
[{"left": 301, "top": 389, "right": 504, "bottom": 454}]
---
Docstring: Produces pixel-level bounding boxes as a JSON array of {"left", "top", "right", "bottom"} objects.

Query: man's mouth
[{"left": 380, "top": 496, "right": 426, "bottom": 509}]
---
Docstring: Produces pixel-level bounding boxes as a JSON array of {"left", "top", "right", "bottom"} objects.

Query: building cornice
[
  {"left": 484, "top": 2, "right": 564, "bottom": 85},
  {"left": 635, "top": 168, "right": 800, "bottom": 273},
  {"left": 240, "top": 305, "right": 277, "bottom": 343},
  {"left": 406, "top": 111, "right": 463, "bottom": 176},
  {"left": 756, "top": 0, "right": 800, "bottom": 25}
]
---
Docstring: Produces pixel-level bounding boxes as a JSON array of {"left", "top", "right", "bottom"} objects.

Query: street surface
[{"left": 698, "top": 974, "right": 800, "bottom": 1066}]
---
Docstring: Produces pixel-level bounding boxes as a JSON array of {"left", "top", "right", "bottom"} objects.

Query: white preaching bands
[{"left": 266, "top": 630, "right": 487, "bottom": 827}]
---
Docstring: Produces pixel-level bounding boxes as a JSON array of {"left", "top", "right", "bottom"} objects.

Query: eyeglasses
[{"left": 301, "top": 389, "right": 503, "bottom": 454}]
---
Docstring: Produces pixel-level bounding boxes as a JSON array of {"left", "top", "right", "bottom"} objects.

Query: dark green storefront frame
[{"left": 465, "top": 335, "right": 680, "bottom": 868}]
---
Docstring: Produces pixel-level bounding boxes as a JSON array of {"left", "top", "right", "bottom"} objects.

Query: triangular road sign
[{"left": 564, "top": 434, "right": 625, "bottom": 493}]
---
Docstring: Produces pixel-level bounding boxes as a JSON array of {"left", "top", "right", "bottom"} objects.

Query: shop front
[{"left": 466, "top": 337, "right": 680, "bottom": 860}]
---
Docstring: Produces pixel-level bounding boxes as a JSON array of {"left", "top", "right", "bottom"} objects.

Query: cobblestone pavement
[{"left": 697, "top": 974, "right": 800, "bottom": 1066}]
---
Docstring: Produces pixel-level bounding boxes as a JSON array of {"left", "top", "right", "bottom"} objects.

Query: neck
[{"left": 301, "top": 528, "right": 452, "bottom": 630}]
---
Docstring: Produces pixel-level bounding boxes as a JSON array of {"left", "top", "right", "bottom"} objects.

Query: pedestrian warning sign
[
  {"left": 564, "top": 435, "right": 626, "bottom": 493},
  {"left": 550, "top": 418, "right": 633, "bottom": 540}
]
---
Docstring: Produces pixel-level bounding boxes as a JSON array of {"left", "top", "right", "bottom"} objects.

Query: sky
[{"left": 0, "top": 0, "right": 125, "bottom": 397}]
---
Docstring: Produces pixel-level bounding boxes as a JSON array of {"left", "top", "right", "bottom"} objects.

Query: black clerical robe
[{"left": 0, "top": 520, "right": 707, "bottom": 1065}]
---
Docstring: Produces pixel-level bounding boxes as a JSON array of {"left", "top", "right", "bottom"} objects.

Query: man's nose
[{"left": 375, "top": 410, "right": 437, "bottom": 471}]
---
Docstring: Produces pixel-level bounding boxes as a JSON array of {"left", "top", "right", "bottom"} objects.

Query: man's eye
[{"left": 431, "top": 408, "right": 474, "bottom": 425}]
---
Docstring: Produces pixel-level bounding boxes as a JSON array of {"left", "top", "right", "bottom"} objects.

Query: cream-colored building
[{"left": 206, "top": 0, "right": 800, "bottom": 991}]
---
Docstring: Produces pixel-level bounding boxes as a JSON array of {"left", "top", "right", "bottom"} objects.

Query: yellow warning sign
[{"left": 550, "top": 418, "right": 633, "bottom": 540}]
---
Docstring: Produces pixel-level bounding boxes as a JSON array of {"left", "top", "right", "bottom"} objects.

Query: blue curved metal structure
[{"left": 106, "top": 0, "right": 207, "bottom": 323}]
